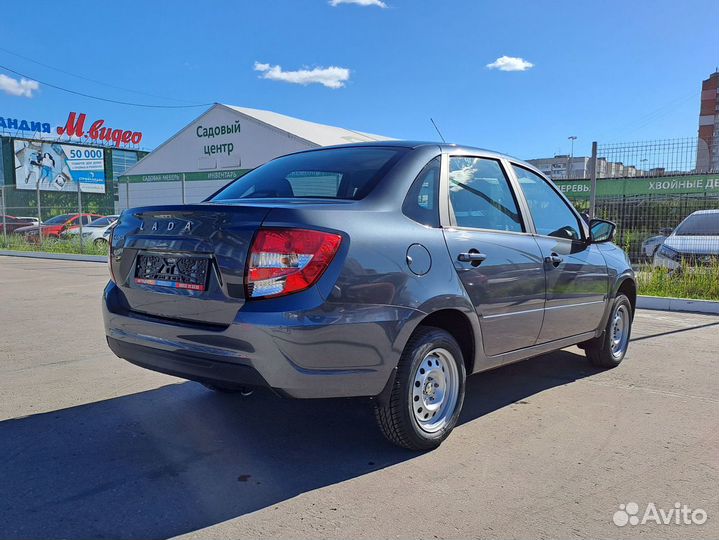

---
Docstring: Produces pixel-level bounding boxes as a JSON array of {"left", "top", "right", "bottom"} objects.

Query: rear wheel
[
  {"left": 94, "top": 238, "right": 108, "bottom": 247},
  {"left": 584, "top": 294, "right": 633, "bottom": 368},
  {"left": 375, "top": 326, "right": 466, "bottom": 451}
]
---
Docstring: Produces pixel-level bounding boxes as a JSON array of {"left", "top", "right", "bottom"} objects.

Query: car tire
[
  {"left": 375, "top": 326, "right": 466, "bottom": 451},
  {"left": 94, "top": 238, "right": 108, "bottom": 247},
  {"left": 584, "top": 294, "right": 633, "bottom": 368},
  {"left": 201, "top": 382, "right": 254, "bottom": 396}
]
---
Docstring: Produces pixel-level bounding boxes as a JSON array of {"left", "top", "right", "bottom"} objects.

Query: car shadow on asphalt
[{"left": 0, "top": 349, "right": 601, "bottom": 540}]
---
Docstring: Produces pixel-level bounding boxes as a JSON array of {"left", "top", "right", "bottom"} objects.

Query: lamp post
[{"left": 568, "top": 136, "right": 577, "bottom": 179}]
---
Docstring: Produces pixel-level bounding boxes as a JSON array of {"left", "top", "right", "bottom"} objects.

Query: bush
[
  {"left": 0, "top": 234, "right": 109, "bottom": 256},
  {"left": 637, "top": 262, "right": 719, "bottom": 301}
]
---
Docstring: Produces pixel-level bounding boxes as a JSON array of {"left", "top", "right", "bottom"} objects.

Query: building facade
[
  {"left": 696, "top": 70, "right": 719, "bottom": 173},
  {"left": 0, "top": 111, "right": 147, "bottom": 220},
  {"left": 526, "top": 155, "right": 634, "bottom": 180},
  {"left": 525, "top": 155, "right": 590, "bottom": 180},
  {"left": 527, "top": 155, "right": 649, "bottom": 181},
  {"left": 119, "top": 104, "right": 391, "bottom": 209}
]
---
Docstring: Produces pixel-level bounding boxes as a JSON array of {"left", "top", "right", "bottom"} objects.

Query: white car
[
  {"left": 61, "top": 215, "right": 118, "bottom": 245},
  {"left": 653, "top": 210, "right": 719, "bottom": 269},
  {"left": 640, "top": 227, "right": 673, "bottom": 260},
  {"left": 15, "top": 216, "right": 40, "bottom": 226}
]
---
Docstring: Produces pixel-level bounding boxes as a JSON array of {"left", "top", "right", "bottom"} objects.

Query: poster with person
[{"left": 13, "top": 140, "right": 105, "bottom": 194}]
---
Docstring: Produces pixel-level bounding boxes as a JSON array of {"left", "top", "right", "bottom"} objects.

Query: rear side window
[
  {"left": 448, "top": 157, "right": 523, "bottom": 232},
  {"left": 212, "top": 147, "right": 407, "bottom": 201},
  {"left": 403, "top": 156, "right": 440, "bottom": 227}
]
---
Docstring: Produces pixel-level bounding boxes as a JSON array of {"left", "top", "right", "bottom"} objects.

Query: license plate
[{"left": 135, "top": 254, "right": 209, "bottom": 291}]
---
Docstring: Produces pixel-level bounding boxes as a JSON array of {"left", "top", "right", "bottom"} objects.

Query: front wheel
[
  {"left": 584, "top": 294, "right": 633, "bottom": 368},
  {"left": 375, "top": 326, "right": 466, "bottom": 451}
]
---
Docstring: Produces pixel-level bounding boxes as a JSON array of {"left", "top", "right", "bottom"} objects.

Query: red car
[{"left": 15, "top": 213, "right": 102, "bottom": 239}]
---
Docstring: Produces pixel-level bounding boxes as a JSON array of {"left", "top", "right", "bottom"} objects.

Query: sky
[{"left": 0, "top": 0, "right": 717, "bottom": 160}]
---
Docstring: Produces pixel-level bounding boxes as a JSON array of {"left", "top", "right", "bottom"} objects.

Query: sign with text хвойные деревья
[{"left": 555, "top": 174, "right": 719, "bottom": 198}]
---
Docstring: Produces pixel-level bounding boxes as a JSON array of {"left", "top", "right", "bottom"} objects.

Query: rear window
[
  {"left": 88, "top": 217, "right": 115, "bottom": 227},
  {"left": 675, "top": 213, "right": 719, "bottom": 236},
  {"left": 212, "top": 147, "right": 407, "bottom": 201}
]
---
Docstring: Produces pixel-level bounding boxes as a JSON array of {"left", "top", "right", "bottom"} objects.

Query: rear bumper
[
  {"left": 107, "top": 336, "right": 271, "bottom": 389},
  {"left": 103, "top": 281, "right": 422, "bottom": 399}
]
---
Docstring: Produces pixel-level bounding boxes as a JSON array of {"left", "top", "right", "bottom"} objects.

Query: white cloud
[
  {"left": 254, "top": 62, "right": 350, "bottom": 89},
  {"left": 329, "top": 0, "right": 387, "bottom": 7},
  {"left": 486, "top": 56, "right": 534, "bottom": 72},
  {"left": 0, "top": 74, "right": 39, "bottom": 97}
]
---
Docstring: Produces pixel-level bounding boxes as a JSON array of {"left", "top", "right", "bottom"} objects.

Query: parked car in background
[
  {"left": 640, "top": 227, "right": 673, "bottom": 260},
  {"left": 653, "top": 209, "right": 719, "bottom": 269},
  {"left": 15, "top": 217, "right": 41, "bottom": 225},
  {"left": 103, "top": 142, "right": 636, "bottom": 450},
  {"left": 0, "top": 215, "right": 39, "bottom": 235},
  {"left": 61, "top": 215, "right": 118, "bottom": 245},
  {"left": 15, "top": 213, "right": 102, "bottom": 240}
]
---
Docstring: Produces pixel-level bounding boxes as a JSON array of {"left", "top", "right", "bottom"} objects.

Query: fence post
[
  {"left": 181, "top": 173, "right": 186, "bottom": 204},
  {"left": 77, "top": 178, "right": 84, "bottom": 253},
  {"left": 589, "top": 141, "right": 598, "bottom": 219},
  {"left": 35, "top": 178, "right": 43, "bottom": 249},
  {"left": 1, "top": 186, "right": 7, "bottom": 246},
  {"left": 125, "top": 177, "right": 130, "bottom": 210}
]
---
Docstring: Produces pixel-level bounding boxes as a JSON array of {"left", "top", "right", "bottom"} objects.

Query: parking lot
[{"left": 0, "top": 255, "right": 717, "bottom": 540}]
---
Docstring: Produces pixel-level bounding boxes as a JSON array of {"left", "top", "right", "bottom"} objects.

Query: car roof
[
  {"left": 689, "top": 209, "right": 719, "bottom": 215},
  {"left": 287, "top": 140, "right": 539, "bottom": 174}
]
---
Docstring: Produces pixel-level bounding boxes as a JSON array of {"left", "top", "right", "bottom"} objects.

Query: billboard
[{"left": 13, "top": 139, "right": 105, "bottom": 193}]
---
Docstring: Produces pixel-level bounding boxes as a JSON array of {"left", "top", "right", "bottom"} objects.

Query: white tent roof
[{"left": 224, "top": 105, "right": 393, "bottom": 146}]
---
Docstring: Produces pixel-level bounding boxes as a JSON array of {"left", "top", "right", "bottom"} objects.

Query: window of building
[{"left": 112, "top": 150, "right": 140, "bottom": 202}]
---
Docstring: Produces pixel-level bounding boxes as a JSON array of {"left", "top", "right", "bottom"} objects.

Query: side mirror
[
  {"left": 659, "top": 227, "right": 673, "bottom": 236},
  {"left": 589, "top": 218, "right": 615, "bottom": 243}
]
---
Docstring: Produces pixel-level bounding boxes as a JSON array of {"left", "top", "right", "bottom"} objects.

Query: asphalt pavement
[{"left": 0, "top": 256, "right": 717, "bottom": 539}]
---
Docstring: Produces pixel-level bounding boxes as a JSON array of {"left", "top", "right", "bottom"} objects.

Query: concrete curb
[
  {"left": 0, "top": 250, "right": 107, "bottom": 263},
  {"left": 637, "top": 295, "right": 719, "bottom": 315}
]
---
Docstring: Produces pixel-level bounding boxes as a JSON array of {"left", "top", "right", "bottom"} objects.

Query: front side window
[
  {"left": 448, "top": 157, "right": 523, "bottom": 232},
  {"left": 512, "top": 164, "right": 583, "bottom": 240},
  {"left": 212, "top": 147, "right": 407, "bottom": 201}
]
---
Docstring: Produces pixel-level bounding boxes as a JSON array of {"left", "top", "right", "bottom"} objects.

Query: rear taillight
[{"left": 247, "top": 228, "right": 342, "bottom": 299}]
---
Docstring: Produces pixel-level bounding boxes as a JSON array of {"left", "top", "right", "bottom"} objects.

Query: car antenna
[{"left": 430, "top": 118, "right": 446, "bottom": 143}]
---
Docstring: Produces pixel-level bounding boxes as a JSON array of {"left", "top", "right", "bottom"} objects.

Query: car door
[
  {"left": 510, "top": 164, "right": 609, "bottom": 342},
  {"left": 442, "top": 155, "right": 545, "bottom": 356}
]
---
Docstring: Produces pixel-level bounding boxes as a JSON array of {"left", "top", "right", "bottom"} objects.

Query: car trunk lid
[{"left": 110, "top": 204, "right": 270, "bottom": 326}]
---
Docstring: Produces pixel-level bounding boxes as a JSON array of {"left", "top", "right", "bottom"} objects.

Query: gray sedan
[{"left": 103, "top": 142, "right": 636, "bottom": 450}]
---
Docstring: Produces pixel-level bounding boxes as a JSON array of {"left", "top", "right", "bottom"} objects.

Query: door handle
[
  {"left": 458, "top": 251, "right": 487, "bottom": 265},
  {"left": 544, "top": 253, "right": 563, "bottom": 267}
]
